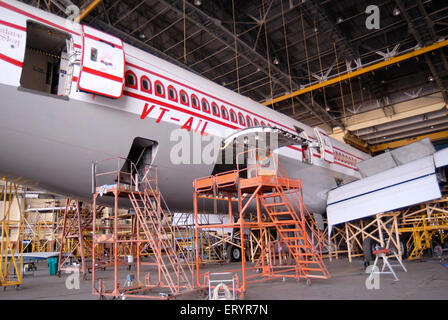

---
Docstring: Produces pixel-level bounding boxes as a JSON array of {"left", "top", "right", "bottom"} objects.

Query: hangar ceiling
[{"left": 21, "top": 0, "right": 448, "bottom": 149}]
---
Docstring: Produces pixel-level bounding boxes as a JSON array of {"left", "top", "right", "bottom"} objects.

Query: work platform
[
  {"left": 89, "top": 157, "right": 196, "bottom": 299},
  {"left": 193, "top": 149, "right": 330, "bottom": 297}
]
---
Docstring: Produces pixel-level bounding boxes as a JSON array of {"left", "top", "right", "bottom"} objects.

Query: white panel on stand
[
  {"left": 434, "top": 147, "right": 448, "bottom": 168},
  {"left": 327, "top": 156, "right": 441, "bottom": 226}
]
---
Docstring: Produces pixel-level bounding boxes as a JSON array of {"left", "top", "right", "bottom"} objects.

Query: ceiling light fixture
[
  {"left": 393, "top": 7, "right": 400, "bottom": 16},
  {"left": 273, "top": 57, "right": 279, "bottom": 65},
  {"left": 194, "top": 0, "right": 202, "bottom": 6},
  {"left": 428, "top": 75, "right": 434, "bottom": 82}
]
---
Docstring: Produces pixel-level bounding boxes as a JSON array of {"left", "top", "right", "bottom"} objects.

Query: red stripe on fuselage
[
  {"left": 0, "top": 0, "right": 363, "bottom": 171},
  {"left": 0, "top": 52, "right": 22, "bottom": 67},
  {"left": 0, "top": 1, "right": 80, "bottom": 36},
  {"left": 0, "top": 19, "right": 26, "bottom": 31}
]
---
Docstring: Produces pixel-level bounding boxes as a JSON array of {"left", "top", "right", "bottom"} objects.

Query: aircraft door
[
  {"left": 78, "top": 25, "right": 125, "bottom": 98},
  {"left": 314, "top": 127, "right": 334, "bottom": 163}
]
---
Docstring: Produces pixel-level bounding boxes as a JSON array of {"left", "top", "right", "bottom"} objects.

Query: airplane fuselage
[{"left": 0, "top": 0, "right": 369, "bottom": 213}]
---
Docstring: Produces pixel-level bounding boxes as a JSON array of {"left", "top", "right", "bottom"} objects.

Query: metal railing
[{"left": 92, "top": 157, "right": 158, "bottom": 195}]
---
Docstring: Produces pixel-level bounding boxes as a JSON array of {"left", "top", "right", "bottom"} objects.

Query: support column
[
  {"left": 91, "top": 194, "right": 97, "bottom": 294},
  {"left": 113, "top": 190, "right": 119, "bottom": 295},
  {"left": 194, "top": 192, "right": 201, "bottom": 288}
]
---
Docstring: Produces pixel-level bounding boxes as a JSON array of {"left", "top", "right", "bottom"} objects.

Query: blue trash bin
[{"left": 48, "top": 257, "right": 58, "bottom": 276}]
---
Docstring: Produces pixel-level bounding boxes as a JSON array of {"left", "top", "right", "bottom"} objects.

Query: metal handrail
[{"left": 92, "top": 157, "right": 158, "bottom": 194}]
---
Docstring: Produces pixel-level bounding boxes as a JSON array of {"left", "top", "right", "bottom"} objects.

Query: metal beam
[
  {"left": 263, "top": 39, "right": 448, "bottom": 106},
  {"left": 75, "top": 0, "right": 102, "bottom": 23},
  {"left": 155, "top": 0, "right": 340, "bottom": 128},
  {"left": 369, "top": 129, "right": 448, "bottom": 153},
  {"left": 416, "top": 0, "right": 448, "bottom": 73},
  {"left": 395, "top": 0, "right": 448, "bottom": 103}
]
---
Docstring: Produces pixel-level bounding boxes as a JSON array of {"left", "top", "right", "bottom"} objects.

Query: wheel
[
  {"left": 388, "top": 235, "right": 409, "bottom": 259},
  {"left": 362, "top": 238, "right": 378, "bottom": 261},
  {"left": 431, "top": 241, "right": 443, "bottom": 259},
  {"left": 399, "top": 235, "right": 409, "bottom": 259},
  {"left": 226, "top": 245, "right": 241, "bottom": 262},
  {"left": 197, "top": 289, "right": 208, "bottom": 299}
]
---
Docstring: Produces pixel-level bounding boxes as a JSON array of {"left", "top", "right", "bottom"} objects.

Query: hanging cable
[
  {"left": 232, "top": 0, "right": 240, "bottom": 94},
  {"left": 183, "top": 0, "right": 187, "bottom": 65},
  {"left": 314, "top": 18, "right": 328, "bottom": 111},
  {"left": 358, "top": 78, "right": 364, "bottom": 109},
  {"left": 334, "top": 42, "right": 346, "bottom": 123},
  {"left": 348, "top": 77, "right": 356, "bottom": 112},
  {"left": 280, "top": 0, "right": 295, "bottom": 114},
  {"left": 299, "top": 5, "right": 313, "bottom": 106},
  {"left": 357, "top": 77, "right": 364, "bottom": 136},
  {"left": 262, "top": 0, "right": 274, "bottom": 109}
]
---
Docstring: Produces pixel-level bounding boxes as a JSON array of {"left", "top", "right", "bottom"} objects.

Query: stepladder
[{"left": 368, "top": 248, "right": 407, "bottom": 281}]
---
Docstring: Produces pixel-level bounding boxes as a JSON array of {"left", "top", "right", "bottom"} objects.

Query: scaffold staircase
[
  {"left": 128, "top": 171, "right": 193, "bottom": 294},
  {"left": 260, "top": 185, "right": 330, "bottom": 280}
]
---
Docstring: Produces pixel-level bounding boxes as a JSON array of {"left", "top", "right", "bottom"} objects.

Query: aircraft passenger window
[
  {"left": 246, "top": 116, "right": 252, "bottom": 127},
  {"left": 125, "top": 71, "right": 137, "bottom": 89},
  {"left": 141, "top": 76, "right": 151, "bottom": 93},
  {"left": 253, "top": 118, "right": 259, "bottom": 126},
  {"left": 202, "top": 99, "right": 210, "bottom": 113},
  {"left": 168, "top": 86, "right": 177, "bottom": 101},
  {"left": 221, "top": 106, "right": 229, "bottom": 119},
  {"left": 238, "top": 113, "right": 246, "bottom": 126},
  {"left": 191, "top": 95, "right": 200, "bottom": 109},
  {"left": 155, "top": 81, "right": 165, "bottom": 97},
  {"left": 212, "top": 103, "right": 220, "bottom": 116},
  {"left": 180, "top": 90, "right": 189, "bottom": 105},
  {"left": 90, "top": 48, "right": 97, "bottom": 62},
  {"left": 230, "top": 110, "right": 237, "bottom": 123}
]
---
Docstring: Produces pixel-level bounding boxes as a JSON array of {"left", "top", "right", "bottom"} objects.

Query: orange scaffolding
[
  {"left": 91, "top": 158, "right": 197, "bottom": 299},
  {"left": 193, "top": 149, "right": 330, "bottom": 298},
  {"left": 57, "top": 199, "right": 94, "bottom": 279}
]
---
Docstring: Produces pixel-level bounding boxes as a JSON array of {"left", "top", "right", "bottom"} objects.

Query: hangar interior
[{"left": 1, "top": 0, "right": 448, "bottom": 300}]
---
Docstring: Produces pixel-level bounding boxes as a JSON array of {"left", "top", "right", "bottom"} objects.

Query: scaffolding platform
[
  {"left": 90, "top": 157, "right": 197, "bottom": 299},
  {"left": 193, "top": 149, "right": 330, "bottom": 298}
]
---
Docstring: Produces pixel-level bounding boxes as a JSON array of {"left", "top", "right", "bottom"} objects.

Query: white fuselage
[{"left": 0, "top": 0, "right": 369, "bottom": 213}]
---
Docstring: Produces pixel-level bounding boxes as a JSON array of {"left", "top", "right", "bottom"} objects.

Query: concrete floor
[{"left": 1, "top": 257, "right": 447, "bottom": 300}]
